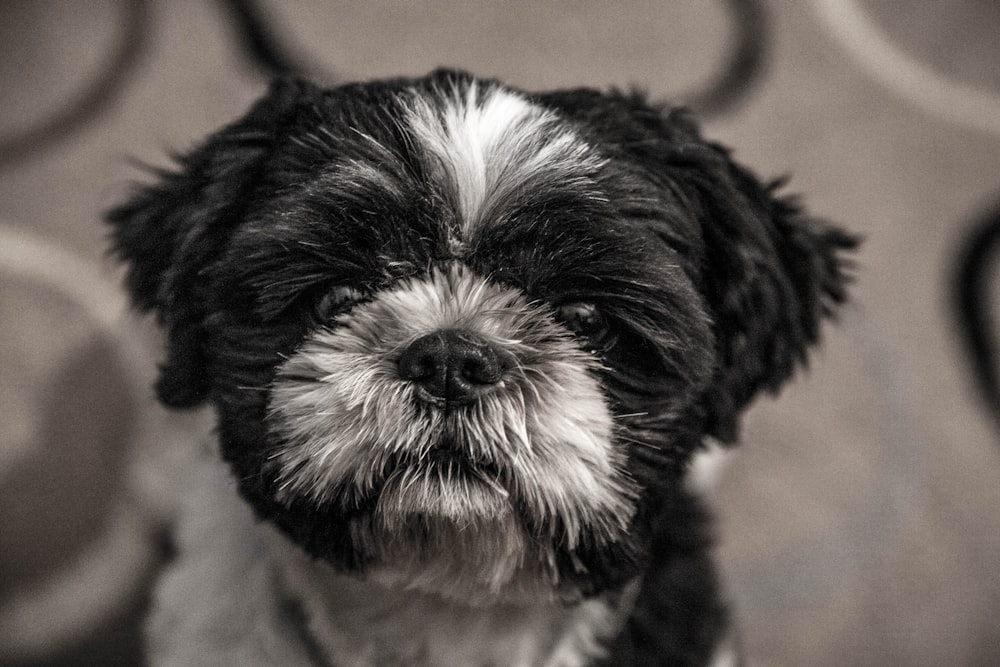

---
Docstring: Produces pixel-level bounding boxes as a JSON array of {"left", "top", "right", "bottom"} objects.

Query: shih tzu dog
[{"left": 109, "top": 69, "right": 854, "bottom": 666}]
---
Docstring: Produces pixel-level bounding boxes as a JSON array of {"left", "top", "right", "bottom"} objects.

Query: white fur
[
  {"left": 272, "top": 528, "right": 638, "bottom": 667},
  {"left": 148, "top": 436, "right": 636, "bottom": 666},
  {"left": 707, "top": 629, "right": 741, "bottom": 667},
  {"left": 146, "top": 437, "right": 318, "bottom": 666},
  {"left": 685, "top": 436, "right": 734, "bottom": 495},
  {"left": 268, "top": 263, "right": 637, "bottom": 601},
  {"left": 403, "top": 80, "right": 606, "bottom": 247}
]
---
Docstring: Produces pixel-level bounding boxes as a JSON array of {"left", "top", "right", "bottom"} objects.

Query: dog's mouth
[
  {"left": 418, "top": 444, "right": 503, "bottom": 479},
  {"left": 378, "top": 433, "right": 508, "bottom": 481},
  {"left": 372, "top": 444, "right": 512, "bottom": 524}
]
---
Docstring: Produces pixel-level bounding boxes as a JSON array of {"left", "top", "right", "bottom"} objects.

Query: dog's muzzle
[{"left": 397, "top": 329, "right": 512, "bottom": 407}]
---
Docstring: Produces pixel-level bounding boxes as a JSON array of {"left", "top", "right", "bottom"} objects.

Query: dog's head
[{"left": 109, "top": 70, "right": 853, "bottom": 603}]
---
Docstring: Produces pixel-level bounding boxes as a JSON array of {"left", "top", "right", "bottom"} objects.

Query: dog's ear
[
  {"left": 108, "top": 78, "right": 317, "bottom": 407},
  {"left": 535, "top": 90, "right": 856, "bottom": 441},
  {"left": 695, "top": 156, "right": 857, "bottom": 441}
]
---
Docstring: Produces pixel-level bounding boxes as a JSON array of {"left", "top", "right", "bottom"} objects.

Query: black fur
[
  {"left": 109, "top": 69, "right": 854, "bottom": 664},
  {"left": 954, "top": 198, "right": 1000, "bottom": 433}
]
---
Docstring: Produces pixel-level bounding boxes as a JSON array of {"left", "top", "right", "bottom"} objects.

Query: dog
[{"left": 108, "top": 69, "right": 854, "bottom": 666}]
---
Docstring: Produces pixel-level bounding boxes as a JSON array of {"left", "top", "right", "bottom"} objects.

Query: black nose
[{"left": 397, "top": 330, "right": 507, "bottom": 406}]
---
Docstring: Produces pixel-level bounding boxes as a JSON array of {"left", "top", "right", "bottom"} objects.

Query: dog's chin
[
  {"left": 274, "top": 452, "right": 611, "bottom": 605},
  {"left": 373, "top": 451, "right": 510, "bottom": 527},
  {"left": 361, "top": 507, "right": 582, "bottom": 607}
]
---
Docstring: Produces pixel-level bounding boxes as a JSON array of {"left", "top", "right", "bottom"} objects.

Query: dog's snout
[{"left": 398, "top": 330, "right": 507, "bottom": 406}]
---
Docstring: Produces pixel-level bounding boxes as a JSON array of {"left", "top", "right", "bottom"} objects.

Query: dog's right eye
[
  {"left": 315, "top": 286, "right": 365, "bottom": 321},
  {"left": 556, "top": 301, "right": 614, "bottom": 350}
]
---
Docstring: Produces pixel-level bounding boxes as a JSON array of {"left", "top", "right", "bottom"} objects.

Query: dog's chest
[{"left": 276, "top": 551, "right": 632, "bottom": 667}]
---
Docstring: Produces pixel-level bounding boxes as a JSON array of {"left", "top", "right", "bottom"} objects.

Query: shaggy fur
[{"left": 109, "top": 69, "right": 854, "bottom": 665}]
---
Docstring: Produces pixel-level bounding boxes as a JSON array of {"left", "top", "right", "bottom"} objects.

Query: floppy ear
[
  {"left": 107, "top": 78, "right": 317, "bottom": 408},
  {"left": 695, "top": 157, "right": 857, "bottom": 441},
  {"left": 532, "top": 90, "right": 855, "bottom": 441}
]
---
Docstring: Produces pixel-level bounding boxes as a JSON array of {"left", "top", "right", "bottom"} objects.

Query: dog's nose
[{"left": 397, "top": 330, "right": 507, "bottom": 406}]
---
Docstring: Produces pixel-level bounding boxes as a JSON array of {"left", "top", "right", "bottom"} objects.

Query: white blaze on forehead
[{"left": 403, "top": 80, "right": 606, "bottom": 240}]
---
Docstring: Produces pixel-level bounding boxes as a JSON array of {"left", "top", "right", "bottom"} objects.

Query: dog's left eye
[
  {"left": 315, "top": 286, "right": 365, "bottom": 321},
  {"left": 556, "top": 302, "right": 613, "bottom": 348}
]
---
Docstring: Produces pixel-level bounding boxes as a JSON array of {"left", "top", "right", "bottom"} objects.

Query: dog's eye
[
  {"left": 315, "top": 286, "right": 365, "bottom": 321},
  {"left": 556, "top": 302, "right": 613, "bottom": 347}
]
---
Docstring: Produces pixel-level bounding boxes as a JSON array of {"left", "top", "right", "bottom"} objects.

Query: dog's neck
[
  {"left": 254, "top": 441, "right": 735, "bottom": 666},
  {"left": 266, "top": 528, "right": 637, "bottom": 667}
]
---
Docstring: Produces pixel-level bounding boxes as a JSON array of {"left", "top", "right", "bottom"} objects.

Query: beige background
[{"left": 2, "top": 1, "right": 999, "bottom": 664}]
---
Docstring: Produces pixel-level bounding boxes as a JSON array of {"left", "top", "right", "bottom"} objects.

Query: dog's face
[{"left": 110, "top": 70, "right": 852, "bottom": 604}]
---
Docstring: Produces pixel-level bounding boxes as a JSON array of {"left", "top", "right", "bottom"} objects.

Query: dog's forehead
[
  {"left": 231, "top": 76, "right": 682, "bottom": 291},
  {"left": 216, "top": 71, "right": 718, "bottom": 336},
  {"left": 399, "top": 80, "right": 607, "bottom": 251}
]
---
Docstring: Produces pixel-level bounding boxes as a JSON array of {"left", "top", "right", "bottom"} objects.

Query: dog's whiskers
[
  {"left": 616, "top": 435, "right": 660, "bottom": 451},
  {"left": 613, "top": 411, "right": 649, "bottom": 420}
]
